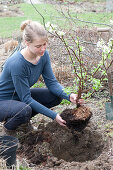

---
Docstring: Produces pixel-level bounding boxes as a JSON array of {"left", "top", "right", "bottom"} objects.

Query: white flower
[
  {"left": 75, "top": 40, "right": 78, "bottom": 44},
  {"left": 45, "top": 22, "right": 51, "bottom": 28},
  {"left": 97, "top": 39, "right": 105, "bottom": 48},
  {"left": 3, "top": 5, "right": 8, "bottom": 9},
  {"left": 108, "top": 38, "right": 113, "bottom": 48},
  {"left": 110, "top": 20, "right": 113, "bottom": 25},
  {"left": 48, "top": 27, "right": 53, "bottom": 33},
  {"left": 57, "top": 31, "right": 65, "bottom": 36},
  {"left": 45, "top": 22, "right": 58, "bottom": 33},
  {"left": 80, "top": 46, "right": 85, "bottom": 51},
  {"left": 51, "top": 24, "right": 57, "bottom": 29},
  {"left": 103, "top": 45, "right": 110, "bottom": 53}
]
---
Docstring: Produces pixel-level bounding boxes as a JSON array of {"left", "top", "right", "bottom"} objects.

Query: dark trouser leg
[
  {"left": 0, "top": 100, "right": 32, "bottom": 130},
  {"left": 30, "top": 88, "right": 62, "bottom": 117}
]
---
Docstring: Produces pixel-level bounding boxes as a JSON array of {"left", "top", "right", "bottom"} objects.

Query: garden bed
[{"left": 17, "top": 98, "right": 113, "bottom": 169}]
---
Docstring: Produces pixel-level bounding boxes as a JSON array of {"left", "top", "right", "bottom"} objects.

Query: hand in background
[
  {"left": 55, "top": 114, "right": 66, "bottom": 126},
  {"left": 70, "top": 93, "right": 84, "bottom": 104}
]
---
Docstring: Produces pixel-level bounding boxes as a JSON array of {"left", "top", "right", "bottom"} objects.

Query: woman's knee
[
  {"left": 3, "top": 101, "right": 32, "bottom": 130},
  {"left": 21, "top": 105, "right": 32, "bottom": 122},
  {"left": 10, "top": 103, "right": 32, "bottom": 123}
]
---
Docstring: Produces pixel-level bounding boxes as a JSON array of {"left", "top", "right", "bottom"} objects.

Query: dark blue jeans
[{"left": 0, "top": 88, "right": 62, "bottom": 130}]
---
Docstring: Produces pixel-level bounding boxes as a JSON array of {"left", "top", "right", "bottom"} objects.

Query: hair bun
[{"left": 20, "top": 20, "right": 31, "bottom": 31}]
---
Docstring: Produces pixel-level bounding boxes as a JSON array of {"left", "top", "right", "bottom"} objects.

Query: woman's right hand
[{"left": 55, "top": 114, "right": 66, "bottom": 127}]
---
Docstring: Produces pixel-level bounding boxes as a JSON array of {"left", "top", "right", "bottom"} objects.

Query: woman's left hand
[
  {"left": 69, "top": 93, "right": 84, "bottom": 104},
  {"left": 55, "top": 114, "right": 66, "bottom": 126}
]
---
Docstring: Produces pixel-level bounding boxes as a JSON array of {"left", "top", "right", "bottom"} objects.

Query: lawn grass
[
  {"left": 0, "top": 3, "right": 112, "bottom": 38},
  {"left": 71, "top": 12, "right": 113, "bottom": 27},
  {"left": 0, "top": 3, "right": 58, "bottom": 38},
  {"left": 0, "top": 17, "right": 26, "bottom": 38}
]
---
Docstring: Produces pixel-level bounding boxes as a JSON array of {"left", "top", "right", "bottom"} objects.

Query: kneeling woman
[{"left": 0, "top": 20, "right": 82, "bottom": 135}]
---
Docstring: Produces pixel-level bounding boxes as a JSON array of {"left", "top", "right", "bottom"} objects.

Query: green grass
[
  {"left": 19, "top": 166, "right": 29, "bottom": 170},
  {"left": 20, "top": 3, "right": 59, "bottom": 22},
  {"left": 0, "top": 17, "right": 26, "bottom": 38},
  {"left": 0, "top": 3, "right": 60, "bottom": 38},
  {"left": 71, "top": 12, "right": 113, "bottom": 27},
  {"left": 0, "top": 3, "right": 112, "bottom": 38},
  {"left": 32, "top": 82, "right": 45, "bottom": 88}
]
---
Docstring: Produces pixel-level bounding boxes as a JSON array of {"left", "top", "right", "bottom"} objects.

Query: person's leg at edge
[{"left": 0, "top": 100, "right": 32, "bottom": 131}]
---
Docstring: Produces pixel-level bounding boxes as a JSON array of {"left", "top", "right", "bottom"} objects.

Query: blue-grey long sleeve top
[{"left": 0, "top": 50, "right": 70, "bottom": 120}]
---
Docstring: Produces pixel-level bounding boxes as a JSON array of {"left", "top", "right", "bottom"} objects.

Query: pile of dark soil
[{"left": 17, "top": 120, "right": 110, "bottom": 169}]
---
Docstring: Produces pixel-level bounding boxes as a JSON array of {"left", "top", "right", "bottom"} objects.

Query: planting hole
[
  {"left": 46, "top": 122, "right": 104, "bottom": 162},
  {"left": 18, "top": 121, "right": 104, "bottom": 165}
]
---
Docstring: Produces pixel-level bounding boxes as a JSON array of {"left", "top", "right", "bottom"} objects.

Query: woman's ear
[{"left": 25, "top": 40, "right": 30, "bottom": 46}]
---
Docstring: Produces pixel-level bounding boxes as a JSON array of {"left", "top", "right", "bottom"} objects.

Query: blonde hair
[{"left": 20, "top": 20, "right": 47, "bottom": 43}]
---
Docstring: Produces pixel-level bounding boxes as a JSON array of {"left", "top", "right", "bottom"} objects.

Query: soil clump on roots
[{"left": 60, "top": 105, "right": 92, "bottom": 132}]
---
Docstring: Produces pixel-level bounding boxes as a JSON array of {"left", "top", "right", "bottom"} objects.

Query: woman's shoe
[{"left": 1, "top": 126, "right": 17, "bottom": 137}]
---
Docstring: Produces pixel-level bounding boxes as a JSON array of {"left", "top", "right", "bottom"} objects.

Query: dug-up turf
[{"left": 17, "top": 119, "right": 112, "bottom": 170}]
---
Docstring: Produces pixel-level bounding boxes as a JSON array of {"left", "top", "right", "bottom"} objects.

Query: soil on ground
[{"left": 17, "top": 102, "right": 113, "bottom": 170}]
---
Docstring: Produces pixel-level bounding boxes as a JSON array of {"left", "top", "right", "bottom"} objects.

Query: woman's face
[{"left": 27, "top": 37, "right": 47, "bottom": 57}]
